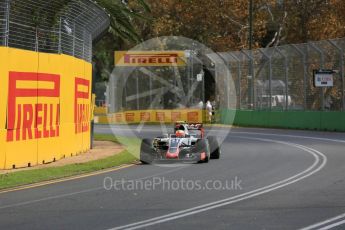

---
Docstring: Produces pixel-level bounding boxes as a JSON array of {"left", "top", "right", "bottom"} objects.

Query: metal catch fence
[
  {"left": 221, "top": 38, "right": 345, "bottom": 111},
  {"left": 0, "top": 0, "right": 109, "bottom": 62}
]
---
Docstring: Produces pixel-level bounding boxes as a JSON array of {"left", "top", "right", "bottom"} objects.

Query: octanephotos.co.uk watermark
[{"left": 103, "top": 176, "right": 243, "bottom": 191}]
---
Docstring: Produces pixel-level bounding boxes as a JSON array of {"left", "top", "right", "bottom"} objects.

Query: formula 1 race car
[{"left": 140, "top": 122, "right": 221, "bottom": 164}]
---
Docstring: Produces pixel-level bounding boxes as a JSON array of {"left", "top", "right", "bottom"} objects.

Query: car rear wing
[
  {"left": 174, "top": 122, "right": 203, "bottom": 130},
  {"left": 170, "top": 134, "right": 191, "bottom": 138},
  {"left": 186, "top": 123, "right": 203, "bottom": 130}
]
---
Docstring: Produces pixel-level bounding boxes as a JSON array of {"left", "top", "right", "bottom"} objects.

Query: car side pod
[
  {"left": 140, "top": 138, "right": 154, "bottom": 164},
  {"left": 207, "top": 136, "right": 221, "bottom": 159}
]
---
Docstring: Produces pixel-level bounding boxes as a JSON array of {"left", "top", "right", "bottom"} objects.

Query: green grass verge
[{"left": 0, "top": 134, "right": 139, "bottom": 190}]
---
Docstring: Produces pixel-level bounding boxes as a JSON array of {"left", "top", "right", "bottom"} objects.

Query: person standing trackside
[
  {"left": 211, "top": 99, "right": 216, "bottom": 115},
  {"left": 198, "top": 100, "right": 204, "bottom": 109},
  {"left": 324, "top": 94, "right": 333, "bottom": 111},
  {"left": 206, "top": 100, "right": 212, "bottom": 123}
]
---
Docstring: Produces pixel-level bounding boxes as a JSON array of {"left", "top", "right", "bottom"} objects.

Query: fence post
[
  {"left": 72, "top": 22, "right": 76, "bottom": 56},
  {"left": 276, "top": 47, "right": 289, "bottom": 110},
  {"left": 82, "top": 29, "right": 86, "bottom": 59},
  {"left": 291, "top": 44, "right": 307, "bottom": 110},
  {"left": 87, "top": 32, "right": 92, "bottom": 62},
  {"left": 35, "top": 27, "right": 38, "bottom": 52},
  {"left": 216, "top": 54, "right": 231, "bottom": 109},
  {"left": 249, "top": 53, "right": 254, "bottom": 108},
  {"left": 240, "top": 50, "right": 255, "bottom": 109},
  {"left": 4, "top": 0, "right": 10, "bottom": 46},
  {"left": 136, "top": 73, "right": 140, "bottom": 110},
  {"left": 268, "top": 52, "right": 272, "bottom": 110},
  {"left": 224, "top": 55, "right": 232, "bottom": 109},
  {"left": 328, "top": 40, "right": 345, "bottom": 111},
  {"left": 309, "top": 42, "right": 325, "bottom": 111},
  {"left": 124, "top": 78, "right": 127, "bottom": 109},
  {"left": 258, "top": 49, "right": 272, "bottom": 110},
  {"left": 58, "top": 17, "right": 62, "bottom": 54},
  {"left": 229, "top": 53, "right": 241, "bottom": 109},
  {"left": 149, "top": 70, "right": 152, "bottom": 108}
]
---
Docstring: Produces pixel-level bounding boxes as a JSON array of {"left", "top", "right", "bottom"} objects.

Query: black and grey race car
[{"left": 140, "top": 122, "right": 221, "bottom": 164}]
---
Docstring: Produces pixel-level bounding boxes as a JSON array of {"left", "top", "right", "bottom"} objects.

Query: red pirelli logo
[
  {"left": 75, "top": 78, "right": 90, "bottom": 134},
  {"left": 140, "top": 112, "right": 150, "bottom": 122},
  {"left": 7, "top": 72, "right": 60, "bottom": 142},
  {"left": 187, "top": 112, "right": 199, "bottom": 122},
  {"left": 171, "top": 112, "right": 181, "bottom": 122},
  {"left": 125, "top": 112, "right": 135, "bottom": 122},
  {"left": 156, "top": 112, "right": 165, "bottom": 121},
  {"left": 115, "top": 113, "right": 122, "bottom": 122}
]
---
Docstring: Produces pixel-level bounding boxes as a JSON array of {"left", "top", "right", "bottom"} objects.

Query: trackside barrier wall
[
  {"left": 0, "top": 47, "right": 92, "bottom": 169},
  {"left": 96, "top": 109, "right": 204, "bottom": 124},
  {"left": 220, "top": 109, "right": 345, "bottom": 131},
  {"left": 94, "top": 106, "right": 107, "bottom": 115}
]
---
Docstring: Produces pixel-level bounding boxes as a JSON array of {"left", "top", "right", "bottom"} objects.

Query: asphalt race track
[{"left": 1, "top": 124, "right": 345, "bottom": 230}]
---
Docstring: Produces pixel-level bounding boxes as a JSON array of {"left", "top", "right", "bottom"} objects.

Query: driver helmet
[{"left": 175, "top": 130, "right": 185, "bottom": 138}]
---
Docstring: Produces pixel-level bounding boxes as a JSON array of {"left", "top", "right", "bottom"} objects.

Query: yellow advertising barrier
[
  {"left": 91, "top": 94, "right": 96, "bottom": 120},
  {"left": 99, "top": 109, "right": 204, "bottom": 124},
  {"left": 94, "top": 106, "right": 107, "bottom": 115},
  {"left": 0, "top": 130, "right": 5, "bottom": 169},
  {"left": 0, "top": 47, "right": 92, "bottom": 169}
]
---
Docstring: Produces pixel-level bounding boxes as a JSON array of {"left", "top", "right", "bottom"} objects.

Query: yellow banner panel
[
  {"left": 104, "top": 109, "right": 203, "bottom": 124},
  {"left": 5, "top": 48, "right": 39, "bottom": 169},
  {"left": 94, "top": 106, "right": 107, "bottom": 115},
  {"left": 0, "top": 48, "right": 92, "bottom": 169},
  {"left": 82, "top": 61, "right": 92, "bottom": 151},
  {"left": 37, "top": 52, "right": 62, "bottom": 164},
  {"left": 91, "top": 94, "right": 96, "bottom": 120},
  {"left": 115, "top": 51, "right": 186, "bottom": 67},
  {"left": 59, "top": 123, "right": 76, "bottom": 158},
  {"left": 0, "top": 47, "right": 8, "bottom": 130},
  {"left": 5, "top": 134, "right": 38, "bottom": 169},
  {"left": 60, "top": 54, "right": 77, "bottom": 123},
  {"left": 0, "top": 129, "right": 6, "bottom": 169}
]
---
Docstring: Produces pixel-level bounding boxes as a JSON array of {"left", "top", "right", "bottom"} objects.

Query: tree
[
  {"left": 97, "top": 0, "right": 151, "bottom": 43},
  {"left": 131, "top": 0, "right": 345, "bottom": 52},
  {"left": 93, "top": 0, "right": 151, "bottom": 82}
]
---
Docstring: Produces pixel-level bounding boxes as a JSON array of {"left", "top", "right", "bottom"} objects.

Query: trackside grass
[{"left": 0, "top": 134, "right": 139, "bottom": 190}]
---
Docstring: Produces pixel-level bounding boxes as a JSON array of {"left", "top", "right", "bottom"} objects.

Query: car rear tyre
[
  {"left": 194, "top": 139, "right": 210, "bottom": 163},
  {"left": 140, "top": 139, "right": 154, "bottom": 164},
  {"left": 208, "top": 136, "right": 221, "bottom": 159}
]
